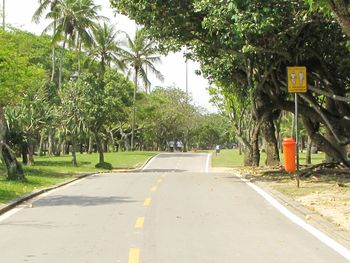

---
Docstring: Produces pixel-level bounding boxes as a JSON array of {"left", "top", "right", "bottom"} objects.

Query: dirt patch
[{"left": 295, "top": 190, "right": 350, "bottom": 231}]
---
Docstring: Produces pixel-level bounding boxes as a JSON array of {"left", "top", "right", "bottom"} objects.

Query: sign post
[{"left": 287, "top": 66, "right": 307, "bottom": 188}]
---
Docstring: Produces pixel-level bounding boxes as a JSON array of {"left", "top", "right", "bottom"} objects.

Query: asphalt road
[{"left": 0, "top": 152, "right": 349, "bottom": 262}]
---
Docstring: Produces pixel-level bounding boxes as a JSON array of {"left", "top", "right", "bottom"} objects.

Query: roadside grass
[
  {"left": 211, "top": 149, "right": 325, "bottom": 167},
  {"left": 0, "top": 151, "right": 156, "bottom": 204}
]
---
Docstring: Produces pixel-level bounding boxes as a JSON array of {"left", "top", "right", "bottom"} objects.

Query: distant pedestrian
[{"left": 215, "top": 145, "right": 220, "bottom": 156}]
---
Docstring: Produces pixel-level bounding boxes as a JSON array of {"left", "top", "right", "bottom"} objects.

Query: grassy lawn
[
  {"left": 212, "top": 149, "right": 325, "bottom": 167},
  {"left": 0, "top": 151, "right": 156, "bottom": 205}
]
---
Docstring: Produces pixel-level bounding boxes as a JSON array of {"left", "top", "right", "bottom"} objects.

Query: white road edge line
[
  {"left": 142, "top": 153, "right": 160, "bottom": 171},
  {"left": 205, "top": 153, "right": 211, "bottom": 173},
  {"left": 0, "top": 207, "right": 24, "bottom": 223},
  {"left": 237, "top": 174, "right": 350, "bottom": 261}
]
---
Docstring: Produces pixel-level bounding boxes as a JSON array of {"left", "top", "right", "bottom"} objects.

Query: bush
[{"left": 95, "top": 162, "right": 113, "bottom": 170}]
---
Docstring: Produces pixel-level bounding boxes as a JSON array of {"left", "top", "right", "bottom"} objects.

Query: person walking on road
[{"left": 215, "top": 144, "right": 220, "bottom": 156}]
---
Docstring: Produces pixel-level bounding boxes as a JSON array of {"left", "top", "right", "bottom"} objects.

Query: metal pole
[
  {"left": 185, "top": 56, "right": 189, "bottom": 152},
  {"left": 185, "top": 58, "right": 188, "bottom": 99},
  {"left": 295, "top": 93, "right": 300, "bottom": 187},
  {"left": 2, "top": 0, "right": 5, "bottom": 30}
]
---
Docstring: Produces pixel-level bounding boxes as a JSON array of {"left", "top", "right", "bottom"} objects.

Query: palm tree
[
  {"left": 43, "top": 0, "right": 103, "bottom": 88},
  {"left": 33, "top": 0, "right": 60, "bottom": 82},
  {"left": 120, "top": 29, "right": 164, "bottom": 150},
  {"left": 88, "top": 22, "right": 124, "bottom": 76}
]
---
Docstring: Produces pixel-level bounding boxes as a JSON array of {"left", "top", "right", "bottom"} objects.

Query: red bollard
[{"left": 282, "top": 138, "right": 296, "bottom": 173}]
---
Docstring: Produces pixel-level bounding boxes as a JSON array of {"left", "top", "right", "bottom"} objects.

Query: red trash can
[{"left": 282, "top": 138, "right": 296, "bottom": 173}]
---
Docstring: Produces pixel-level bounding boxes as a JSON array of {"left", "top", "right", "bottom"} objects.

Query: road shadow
[
  {"left": 34, "top": 195, "right": 135, "bottom": 207},
  {"left": 142, "top": 169, "right": 187, "bottom": 173},
  {"left": 156, "top": 153, "right": 207, "bottom": 158}
]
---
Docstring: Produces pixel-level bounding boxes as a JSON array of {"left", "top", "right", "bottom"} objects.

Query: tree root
[{"left": 299, "top": 162, "right": 350, "bottom": 178}]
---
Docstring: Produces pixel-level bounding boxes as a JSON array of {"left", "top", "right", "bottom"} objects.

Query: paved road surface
[{"left": 0, "top": 153, "right": 349, "bottom": 262}]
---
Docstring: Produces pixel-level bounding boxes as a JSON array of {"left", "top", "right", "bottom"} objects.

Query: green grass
[
  {"left": 212, "top": 149, "right": 325, "bottom": 167},
  {"left": 0, "top": 151, "right": 156, "bottom": 204},
  {"left": 211, "top": 149, "right": 245, "bottom": 167}
]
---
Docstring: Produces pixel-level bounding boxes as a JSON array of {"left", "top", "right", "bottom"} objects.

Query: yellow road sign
[{"left": 287, "top": 67, "right": 307, "bottom": 93}]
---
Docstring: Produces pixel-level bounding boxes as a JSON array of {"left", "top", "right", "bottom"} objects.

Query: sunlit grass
[
  {"left": 212, "top": 149, "right": 325, "bottom": 167},
  {"left": 0, "top": 151, "right": 156, "bottom": 204}
]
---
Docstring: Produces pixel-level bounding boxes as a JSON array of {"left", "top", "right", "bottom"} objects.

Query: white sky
[{"left": 3, "top": 0, "right": 216, "bottom": 112}]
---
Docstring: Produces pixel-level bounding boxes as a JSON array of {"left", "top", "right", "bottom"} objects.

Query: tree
[
  {"left": 89, "top": 22, "right": 124, "bottom": 76},
  {"left": 112, "top": 0, "right": 350, "bottom": 166},
  {"left": 58, "top": 80, "right": 87, "bottom": 165},
  {"left": 0, "top": 30, "right": 46, "bottom": 179},
  {"left": 75, "top": 71, "right": 133, "bottom": 167},
  {"left": 305, "top": 0, "right": 350, "bottom": 37},
  {"left": 137, "top": 86, "right": 199, "bottom": 150},
  {"left": 33, "top": 0, "right": 60, "bottom": 82},
  {"left": 44, "top": 0, "right": 102, "bottom": 88},
  {"left": 120, "top": 29, "right": 164, "bottom": 150}
]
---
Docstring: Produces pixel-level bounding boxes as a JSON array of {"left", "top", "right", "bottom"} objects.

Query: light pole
[
  {"left": 185, "top": 57, "right": 188, "bottom": 99},
  {"left": 2, "top": 0, "right": 5, "bottom": 30},
  {"left": 184, "top": 53, "right": 189, "bottom": 152}
]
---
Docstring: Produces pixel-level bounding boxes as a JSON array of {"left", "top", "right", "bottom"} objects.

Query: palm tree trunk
[
  {"left": 28, "top": 139, "right": 35, "bottom": 165},
  {"left": 48, "top": 128, "right": 55, "bottom": 155},
  {"left": 51, "top": 20, "right": 56, "bottom": 82},
  {"left": 88, "top": 135, "right": 93, "bottom": 154},
  {"left": 78, "top": 38, "right": 82, "bottom": 74},
  {"left": 131, "top": 67, "right": 138, "bottom": 151},
  {"left": 59, "top": 32, "right": 68, "bottom": 89},
  {"left": 38, "top": 131, "right": 44, "bottom": 156},
  {"left": 71, "top": 136, "right": 77, "bottom": 166},
  {"left": 306, "top": 136, "right": 312, "bottom": 165}
]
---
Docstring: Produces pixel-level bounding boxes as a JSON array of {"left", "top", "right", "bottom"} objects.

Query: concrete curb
[
  {"left": 0, "top": 172, "right": 97, "bottom": 216},
  {"left": 0, "top": 153, "right": 158, "bottom": 216}
]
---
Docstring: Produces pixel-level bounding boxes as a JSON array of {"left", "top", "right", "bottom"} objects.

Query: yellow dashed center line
[
  {"left": 144, "top": 198, "right": 152, "bottom": 206},
  {"left": 157, "top": 178, "right": 163, "bottom": 184},
  {"left": 128, "top": 248, "right": 140, "bottom": 263},
  {"left": 134, "top": 217, "right": 145, "bottom": 229},
  {"left": 151, "top": 185, "right": 158, "bottom": 192}
]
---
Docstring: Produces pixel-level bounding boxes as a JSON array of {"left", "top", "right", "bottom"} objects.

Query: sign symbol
[
  {"left": 290, "top": 73, "right": 296, "bottom": 84},
  {"left": 298, "top": 72, "right": 304, "bottom": 85}
]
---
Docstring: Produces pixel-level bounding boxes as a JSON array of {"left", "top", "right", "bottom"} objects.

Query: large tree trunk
[
  {"left": 328, "top": 0, "right": 350, "bottom": 38},
  {"left": 95, "top": 132, "right": 104, "bottom": 164},
  {"left": 302, "top": 116, "right": 348, "bottom": 165},
  {"left": 261, "top": 116, "right": 280, "bottom": 166},
  {"left": 21, "top": 142, "right": 28, "bottom": 165},
  {"left": 236, "top": 135, "right": 253, "bottom": 166},
  {"left": 0, "top": 106, "right": 24, "bottom": 180},
  {"left": 251, "top": 125, "right": 260, "bottom": 167}
]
